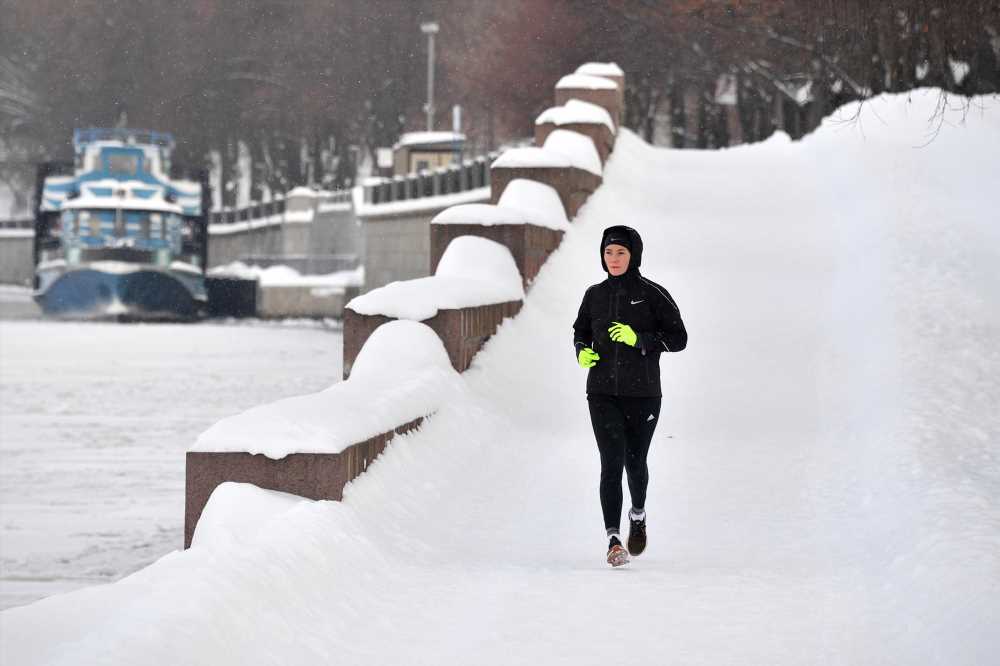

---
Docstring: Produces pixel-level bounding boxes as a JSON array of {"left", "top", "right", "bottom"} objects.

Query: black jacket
[{"left": 572, "top": 226, "right": 687, "bottom": 397}]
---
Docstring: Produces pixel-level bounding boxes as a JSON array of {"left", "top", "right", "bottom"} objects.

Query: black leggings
[{"left": 587, "top": 394, "right": 662, "bottom": 532}]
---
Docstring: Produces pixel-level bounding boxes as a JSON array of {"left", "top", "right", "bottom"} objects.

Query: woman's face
[{"left": 604, "top": 244, "right": 631, "bottom": 276}]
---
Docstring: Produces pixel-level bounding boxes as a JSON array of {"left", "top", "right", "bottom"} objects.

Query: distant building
[{"left": 392, "top": 131, "right": 465, "bottom": 176}]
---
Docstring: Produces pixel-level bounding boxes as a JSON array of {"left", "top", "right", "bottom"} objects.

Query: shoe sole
[
  {"left": 607, "top": 548, "right": 629, "bottom": 567},
  {"left": 627, "top": 539, "right": 646, "bottom": 557}
]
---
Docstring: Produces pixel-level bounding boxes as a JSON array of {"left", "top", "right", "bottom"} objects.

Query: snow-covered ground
[
  {"left": 3, "top": 89, "right": 999, "bottom": 664},
  {"left": 0, "top": 320, "right": 343, "bottom": 610}
]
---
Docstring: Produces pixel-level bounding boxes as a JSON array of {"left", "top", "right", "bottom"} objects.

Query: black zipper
[{"left": 613, "top": 290, "right": 620, "bottom": 395}]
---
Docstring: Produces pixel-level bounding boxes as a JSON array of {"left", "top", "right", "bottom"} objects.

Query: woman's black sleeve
[
  {"left": 639, "top": 286, "right": 687, "bottom": 354},
  {"left": 572, "top": 288, "right": 593, "bottom": 358}
]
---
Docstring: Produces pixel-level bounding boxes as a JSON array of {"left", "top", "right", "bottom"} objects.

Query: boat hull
[{"left": 34, "top": 264, "right": 207, "bottom": 320}]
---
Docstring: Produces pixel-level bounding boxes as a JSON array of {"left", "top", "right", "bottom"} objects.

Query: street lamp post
[{"left": 421, "top": 21, "right": 439, "bottom": 132}]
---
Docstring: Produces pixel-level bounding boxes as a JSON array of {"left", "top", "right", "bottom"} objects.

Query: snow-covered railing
[
  {"left": 360, "top": 153, "right": 499, "bottom": 206},
  {"left": 185, "top": 320, "right": 460, "bottom": 548}
]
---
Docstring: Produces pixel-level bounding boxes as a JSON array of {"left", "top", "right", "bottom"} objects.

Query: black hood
[{"left": 600, "top": 225, "right": 643, "bottom": 274}]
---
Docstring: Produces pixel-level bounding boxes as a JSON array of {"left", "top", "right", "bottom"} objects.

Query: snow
[
  {"left": 286, "top": 186, "right": 318, "bottom": 198},
  {"left": 207, "top": 262, "right": 364, "bottom": 289},
  {"left": 496, "top": 178, "right": 570, "bottom": 229},
  {"left": 283, "top": 209, "right": 314, "bottom": 224},
  {"left": 535, "top": 99, "right": 615, "bottom": 131},
  {"left": 575, "top": 62, "right": 624, "bottom": 77},
  {"left": 3, "top": 89, "right": 1000, "bottom": 664},
  {"left": 191, "top": 483, "right": 307, "bottom": 549},
  {"left": 62, "top": 193, "right": 183, "bottom": 214},
  {"left": 393, "top": 131, "right": 465, "bottom": 149},
  {"left": 492, "top": 135, "right": 603, "bottom": 176},
  {"left": 555, "top": 73, "right": 618, "bottom": 90},
  {"left": 490, "top": 146, "right": 571, "bottom": 171},
  {"left": 346, "top": 236, "right": 523, "bottom": 320},
  {"left": 207, "top": 214, "right": 283, "bottom": 235},
  {"left": 191, "top": 320, "right": 460, "bottom": 459},
  {"left": 431, "top": 203, "right": 540, "bottom": 227},
  {"left": 0, "top": 228, "right": 33, "bottom": 239},
  {"left": 542, "top": 129, "right": 603, "bottom": 176},
  {"left": 352, "top": 185, "right": 490, "bottom": 218},
  {"left": 950, "top": 58, "right": 971, "bottom": 85},
  {"left": 168, "top": 260, "right": 202, "bottom": 275},
  {"left": 430, "top": 180, "right": 569, "bottom": 232}
]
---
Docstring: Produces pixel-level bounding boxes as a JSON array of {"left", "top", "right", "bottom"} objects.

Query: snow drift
[{"left": 3, "top": 89, "right": 999, "bottom": 665}]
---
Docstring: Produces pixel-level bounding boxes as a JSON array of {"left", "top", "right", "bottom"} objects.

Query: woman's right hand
[{"left": 578, "top": 347, "right": 600, "bottom": 369}]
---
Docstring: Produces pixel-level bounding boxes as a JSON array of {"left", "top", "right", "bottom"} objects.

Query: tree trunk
[{"left": 683, "top": 83, "right": 700, "bottom": 149}]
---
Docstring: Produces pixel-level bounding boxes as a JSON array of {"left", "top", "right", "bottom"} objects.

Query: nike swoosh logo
[{"left": 630, "top": 300, "right": 644, "bottom": 305}]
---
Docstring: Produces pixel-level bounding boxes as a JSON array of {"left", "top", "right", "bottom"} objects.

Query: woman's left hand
[{"left": 608, "top": 322, "right": 638, "bottom": 347}]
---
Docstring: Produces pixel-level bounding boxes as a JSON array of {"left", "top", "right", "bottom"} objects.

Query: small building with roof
[{"left": 393, "top": 131, "right": 465, "bottom": 176}]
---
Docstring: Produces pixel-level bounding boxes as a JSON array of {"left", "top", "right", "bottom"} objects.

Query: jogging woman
[{"left": 572, "top": 225, "right": 687, "bottom": 566}]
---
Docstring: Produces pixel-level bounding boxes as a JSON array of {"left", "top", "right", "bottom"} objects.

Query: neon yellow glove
[
  {"left": 578, "top": 347, "right": 600, "bottom": 368},
  {"left": 609, "top": 322, "right": 638, "bottom": 347}
]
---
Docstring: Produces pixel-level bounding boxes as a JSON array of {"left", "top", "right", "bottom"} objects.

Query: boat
[{"left": 32, "top": 128, "right": 209, "bottom": 320}]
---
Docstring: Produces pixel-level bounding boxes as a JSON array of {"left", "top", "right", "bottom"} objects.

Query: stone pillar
[
  {"left": 430, "top": 222, "right": 564, "bottom": 289},
  {"left": 575, "top": 68, "right": 625, "bottom": 122},
  {"left": 555, "top": 86, "right": 622, "bottom": 128},
  {"left": 343, "top": 300, "right": 522, "bottom": 380},
  {"left": 489, "top": 165, "right": 601, "bottom": 220}
]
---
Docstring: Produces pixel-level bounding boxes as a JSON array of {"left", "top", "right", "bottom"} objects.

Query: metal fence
[
  {"left": 0, "top": 218, "right": 33, "bottom": 229},
  {"left": 207, "top": 189, "right": 352, "bottom": 226},
  {"left": 362, "top": 153, "right": 498, "bottom": 206}
]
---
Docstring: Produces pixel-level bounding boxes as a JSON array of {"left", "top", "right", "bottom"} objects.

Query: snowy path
[
  {"left": 0, "top": 320, "right": 343, "bottom": 610},
  {"left": 3, "top": 91, "right": 999, "bottom": 664}
]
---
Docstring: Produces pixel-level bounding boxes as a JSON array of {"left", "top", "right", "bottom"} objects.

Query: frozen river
[{"left": 0, "top": 314, "right": 343, "bottom": 610}]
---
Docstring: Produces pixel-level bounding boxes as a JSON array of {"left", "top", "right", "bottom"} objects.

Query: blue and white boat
[{"left": 33, "top": 128, "right": 209, "bottom": 320}]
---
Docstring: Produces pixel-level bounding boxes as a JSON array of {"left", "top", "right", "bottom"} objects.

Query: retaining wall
[{"left": 185, "top": 416, "right": 423, "bottom": 548}]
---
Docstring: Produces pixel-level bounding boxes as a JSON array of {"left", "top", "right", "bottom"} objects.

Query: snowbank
[
  {"left": 346, "top": 236, "right": 523, "bottom": 320},
  {"left": 191, "top": 320, "right": 460, "bottom": 459},
  {"left": 191, "top": 482, "right": 307, "bottom": 549}
]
